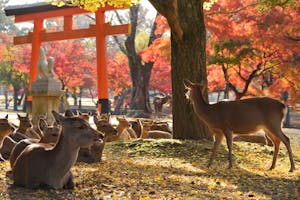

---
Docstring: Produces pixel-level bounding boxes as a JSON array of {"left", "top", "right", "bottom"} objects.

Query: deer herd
[{"left": 0, "top": 79, "right": 296, "bottom": 189}]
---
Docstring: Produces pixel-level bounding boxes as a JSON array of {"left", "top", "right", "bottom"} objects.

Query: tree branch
[
  {"left": 112, "top": 35, "right": 127, "bottom": 55},
  {"left": 205, "top": 2, "right": 262, "bottom": 16},
  {"left": 148, "top": 0, "right": 183, "bottom": 42}
]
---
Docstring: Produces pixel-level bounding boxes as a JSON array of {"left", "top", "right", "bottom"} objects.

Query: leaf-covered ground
[{"left": 0, "top": 138, "right": 299, "bottom": 200}]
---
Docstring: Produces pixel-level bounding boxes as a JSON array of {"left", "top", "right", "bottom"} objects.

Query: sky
[
  {"left": 6, "top": 0, "right": 157, "bottom": 29},
  {"left": 7, "top": 0, "right": 156, "bottom": 10}
]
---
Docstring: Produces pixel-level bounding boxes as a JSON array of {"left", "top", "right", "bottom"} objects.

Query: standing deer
[
  {"left": 183, "top": 79, "right": 295, "bottom": 172},
  {"left": 153, "top": 93, "right": 171, "bottom": 113},
  {"left": 12, "top": 111, "right": 104, "bottom": 189}
]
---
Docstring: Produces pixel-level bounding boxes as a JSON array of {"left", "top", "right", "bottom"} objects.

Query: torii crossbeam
[{"left": 5, "top": 2, "right": 130, "bottom": 113}]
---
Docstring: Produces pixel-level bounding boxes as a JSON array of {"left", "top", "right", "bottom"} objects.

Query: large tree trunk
[
  {"left": 125, "top": 5, "right": 153, "bottom": 113},
  {"left": 149, "top": 0, "right": 212, "bottom": 140},
  {"left": 114, "top": 5, "right": 158, "bottom": 113}
]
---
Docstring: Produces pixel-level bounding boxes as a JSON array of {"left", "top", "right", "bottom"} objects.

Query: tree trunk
[
  {"left": 125, "top": 5, "right": 154, "bottom": 113},
  {"left": 13, "top": 87, "right": 19, "bottom": 111},
  {"left": 4, "top": 88, "right": 8, "bottom": 109},
  {"left": 150, "top": 0, "right": 211, "bottom": 139}
]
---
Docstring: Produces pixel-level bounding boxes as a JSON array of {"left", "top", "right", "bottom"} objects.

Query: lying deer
[
  {"left": 10, "top": 118, "right": 60, "bottom": 168},
  {"left": 9, "top": 114, "right": 40, "bottom": 142},
  {"left": 183, "top": 79, "right": 295, "bottom": 172},
  {"left": 0, "top": 136, "right": 17, "bottom": 160},
  {"left": 0, "top": 114, "right": 15, "bottom": 143},
  {"left": 65, "top": 110, "right": 105, "bottom": 163},
  {"left": 12, "top": 111, "right": 104, "bottom": 189},
  {"left": 138, "top": 119, "right": 173, "bottom": 139},
  {"left": 102, "top": 116, "right": 132, "bottom": 142}
]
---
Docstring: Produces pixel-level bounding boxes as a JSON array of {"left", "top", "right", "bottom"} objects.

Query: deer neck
[
  {"left": 191, "top": 90, "right": 212, "bottom": 123},
  {"left": 139, "top": 124, "right": 148, "bottom": 139},
  {"left": 116, "top": 125, "right": 127, "bottom": 138},
  {"left": 51, "top": 130, "right": 79, "bottom": 177},
  {"left": 17, "top": 127, "right": 28, "bottom": 134}
]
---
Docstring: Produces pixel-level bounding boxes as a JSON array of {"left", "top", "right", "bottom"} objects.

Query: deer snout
[{"left": 95, "top": 131, "right": 105, "bottom": 142}]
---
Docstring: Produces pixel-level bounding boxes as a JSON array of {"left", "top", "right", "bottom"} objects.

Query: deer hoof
[
  {"left": 289, "top": 167, "right": 295, "bottom": 173},
  {"left": 268, "top": 165, "right": 275, "bottom": 171}
]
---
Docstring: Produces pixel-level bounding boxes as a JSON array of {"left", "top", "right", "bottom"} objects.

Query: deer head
[
  {"left": 17, "top": 113, "right": 33, "bottom": 134},
  {"left": 93, "top": 114, "right": 117, "bottom": 137},
  {"left": 52, "top": 111, "right": 104, "bottom": 148},
  {"left": 0, "top": 115, "right": 15, "bottom": 140},
  {"left": 38, "top": 118, "right": 60, "bottom": 144}
]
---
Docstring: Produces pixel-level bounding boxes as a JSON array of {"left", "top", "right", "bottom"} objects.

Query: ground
[
  {"left": 0, "top": 109, "right": 299, "bottom": 199},
  {"left": 0, "top": 137, "right": 299, "bottom": 200}
]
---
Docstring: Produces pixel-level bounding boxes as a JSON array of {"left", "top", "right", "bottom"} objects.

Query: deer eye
[{"left": 78, "top": 124, "right": 87, "bottom": 129}]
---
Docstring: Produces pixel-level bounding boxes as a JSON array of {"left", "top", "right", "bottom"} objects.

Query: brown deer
[
  {"left": 93, "top": 114, "right": 118, "bottom": 138},
  {"left": 138, "top": 119, "right": 173, "bottom": 139},
  {"left": 65, "top": 110, "right": 106, "bottom": 163},
  {"left": 183, "top": 79, "right": 295, "bottom": 172},
  {"left": 153, "top": 93, "right": 171, "bottom": 113},
  {"left": 103, "top": 116, "right": 132, "bottom": 142},
  {"left": 9, "top": 118, "right": 61, "bottom": 168},
  {"left": 12, "top": 110, "right": 104, "bottom": 189},
  {"left": 0, "top": 136, "right": 17, "bottom": 160},
  {"left": 9, "top": 114, "right": 40, "bottom": 142},
  {"left": 78, "top": 111, "right": 92, "bottom": 122},
  {"left": 0, "top": 114, "right": 15, "bottom": 143}
]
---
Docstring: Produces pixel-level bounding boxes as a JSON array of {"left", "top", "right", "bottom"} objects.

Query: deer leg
[
  {"left": 62, "top": 171, "right": 74, "bottom": 189},
  {"left": 207, "top": 133, "right": 223, "bottom": 168},
  {"left": 270, "top": 129, "right": 295, "bottom": 172},
  {"left": 265, "top": 131, "right": 280, "bottom": 170},
  {"left": 267, "top": 128, "right": 295, "bottom": 172},
  {"left": 223, "top": 129, "right": 233, "bottom": 169},
  {"left": 280, "top": 132, "right": 295, "bottom": 172}
]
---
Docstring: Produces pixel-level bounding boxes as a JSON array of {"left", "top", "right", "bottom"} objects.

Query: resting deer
[
  {"left": 9, "top": 114, "right": 40, "bottom": 142},
  {"left": 0, "top": 136, "right": 17, "bottom": 160},
  {"left": 10, "top": 118, "right": 61, "bottom": 168},
  {"left": 183, "top": 79, "right": 295, "bottom": 172},
  {"left": 102, "top": 116, "right": 132, "bottom": 142},
  {"left": 65, "top": 110, "right": 105, "bottom": 163},
  {"left": 12, "top": 111, "right": 104, "bottom": 189},
  {"left": 138, "top": 119, "right": 173, "bottom": 139},
  {"left": 0, "top": 114, "right": 15, "bottom": 143},
  {"left": 78, "top": 111, "right": 92, "bottom": 122}
]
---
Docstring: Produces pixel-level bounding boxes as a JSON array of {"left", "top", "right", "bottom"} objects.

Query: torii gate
[{"left": 5, "top": 2, "right": 130, "bottom": 113}]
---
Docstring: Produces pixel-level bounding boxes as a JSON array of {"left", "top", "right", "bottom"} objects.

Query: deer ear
[
  {"left": 64, "top": 109, "right": 74, "bottom": 117},
  {"left": 17, "top": 114, "right": 21, "bottom": 119},
  {"left": 52, "top": 111, "right": 65, "bottom": 124},
  {"left": 93, "top": 115, "right": 99, "bottom": 124},
  {"left": 5, "top": 114, "right": 8, "bottom": 119},
  {"left": 39, "top": 118, "right": 48, "bottom": 132},
  {"left": 183, "top": 79, "right": 194, "bottom": 88}
]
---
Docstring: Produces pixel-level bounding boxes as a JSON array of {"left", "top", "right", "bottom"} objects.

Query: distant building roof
[{"left": 5, "top": 2, "right": 71, "bottom": 16}]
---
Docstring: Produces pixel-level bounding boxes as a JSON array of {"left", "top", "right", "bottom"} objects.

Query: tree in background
[{"left": 0, "top": 34, "right": 30, "bottom": 110}]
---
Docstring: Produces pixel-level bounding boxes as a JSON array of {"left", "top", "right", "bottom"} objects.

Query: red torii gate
[{"left": 5, "top": 2, "right": 130, "bottom": 113}]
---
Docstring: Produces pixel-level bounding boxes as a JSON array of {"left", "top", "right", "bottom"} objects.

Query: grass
[{"left": 0, "top": 139, "right": 299, "bottom": 200}]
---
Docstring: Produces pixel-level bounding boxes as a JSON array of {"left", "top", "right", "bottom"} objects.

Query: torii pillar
[{"left": 5, "top": 3, "right": 130, "bottom": 114}]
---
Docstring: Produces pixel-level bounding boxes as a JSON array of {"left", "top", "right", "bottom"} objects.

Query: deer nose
[{"left": 98, "top": 131, "right": 105, "bottom": 140}]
